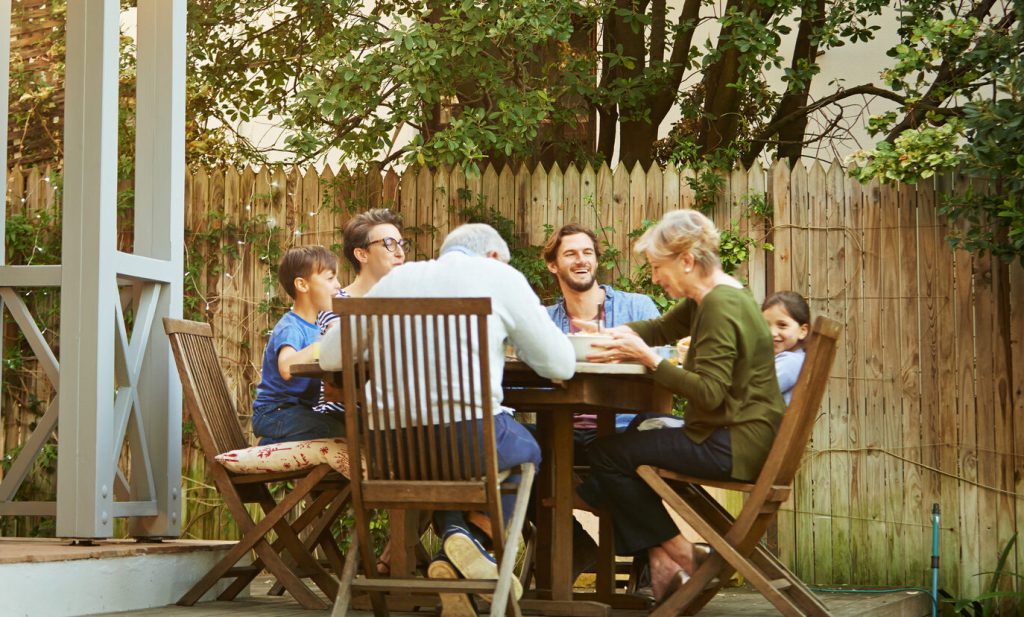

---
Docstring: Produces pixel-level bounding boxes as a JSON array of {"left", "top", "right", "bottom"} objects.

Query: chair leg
[
  {"left": 221, "top": 470, "right": 334, "bottom": 608},
  {"left": 490, "top": 463, "right": 534, "bottom": 617},
  {"left": 638, "top": 468, "right": 831, "bottom": 617},
  {"left": 266, "top": 486, "right": 351, "bottom": 596},
  {"left": 518, "top": 521, "right": 536, "bottom": 591},
  {"left": 330, "top": 531, "right": 360, "bottom": 617}
]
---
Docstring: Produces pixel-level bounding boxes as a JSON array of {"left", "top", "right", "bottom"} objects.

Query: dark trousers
[
  {"left": 577, "top": 426, "right": 733, "bottom": 555},
  {"left": 434, "top": 413, "right": 542, "bottom": 539}
]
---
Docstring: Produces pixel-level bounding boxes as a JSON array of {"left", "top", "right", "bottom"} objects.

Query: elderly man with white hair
[{"left": 363, "top": 223, "right": 576, "bottom": 613}]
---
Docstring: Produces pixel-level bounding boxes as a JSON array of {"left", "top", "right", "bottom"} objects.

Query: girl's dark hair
[
  {"left": 342, "top": 208, "right": 404, "bottom": 273},
  {"left": 762, "top": 290, "right": 811, "bottom": 327}
]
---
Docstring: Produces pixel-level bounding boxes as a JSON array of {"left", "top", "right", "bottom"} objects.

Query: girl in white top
[{"left": 761, "top": 291, "right": 811, "bottom": 405}]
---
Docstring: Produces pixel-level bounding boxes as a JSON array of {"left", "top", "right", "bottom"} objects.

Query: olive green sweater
[{"left": 628, "top": 285, "right": 784, "bottom": 481}]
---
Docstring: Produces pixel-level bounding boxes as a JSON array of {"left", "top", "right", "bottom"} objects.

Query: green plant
[{"left": 943, "top": 533, "right": 1022, "bottom": 616}]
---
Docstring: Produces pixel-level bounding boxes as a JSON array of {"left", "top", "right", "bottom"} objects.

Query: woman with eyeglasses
[
  {"left": 339, "top": 208, "right": 409, "bottom": 297},
  {"left": 314, "top": 207, "right": 409, "bottom": 576}
]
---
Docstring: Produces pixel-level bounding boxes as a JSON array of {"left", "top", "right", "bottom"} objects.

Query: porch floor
[{"left": 88, "top": 576, "right": 931, "bottom": 617}]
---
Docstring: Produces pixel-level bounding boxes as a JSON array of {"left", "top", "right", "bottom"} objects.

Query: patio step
[{"left": 0, "top": 537, "right": 243, "bottom": 617}]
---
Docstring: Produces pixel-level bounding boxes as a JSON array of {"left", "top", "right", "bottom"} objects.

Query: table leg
[
  {"left": 534, "top": 412, "right": 553, "bottom": 594},
  {"left": 388, "top": 509, "right": 420, "bottom": 577},
  {"left": 549, "top": 410, "right": 574, "bottom": 601},
  {"left": 595, "top": 412, "right": 615, "bottom": 603}
]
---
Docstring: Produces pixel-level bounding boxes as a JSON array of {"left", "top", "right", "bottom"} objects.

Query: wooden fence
[{"left": 1, "top": 160, "right": 1022, "bottom": 603}]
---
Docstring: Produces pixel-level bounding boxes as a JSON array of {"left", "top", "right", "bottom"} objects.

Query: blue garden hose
[{"left": 931, "top": 503, "right": 940, "bottom": 617}]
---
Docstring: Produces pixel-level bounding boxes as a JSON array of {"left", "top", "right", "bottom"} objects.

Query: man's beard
[{"left": 562, "top": 271, "right": 596, "bottom": 293}]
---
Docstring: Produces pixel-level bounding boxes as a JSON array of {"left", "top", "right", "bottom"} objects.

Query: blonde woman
[{"left": 573, "top": 210, "right": 785, "bottom": 601}]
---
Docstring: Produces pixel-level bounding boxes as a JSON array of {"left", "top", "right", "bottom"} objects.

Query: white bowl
[{"left": 568, "top": 334, "right": 613, "bottom": 361}]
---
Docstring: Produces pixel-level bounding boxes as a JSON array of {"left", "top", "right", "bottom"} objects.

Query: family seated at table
[{"left": 247, "top": 206, "right": 809, "bottom": 606}]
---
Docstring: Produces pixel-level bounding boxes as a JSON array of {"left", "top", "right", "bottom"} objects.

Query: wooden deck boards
[{"left": 87, "top": 577, "right": 930, "bottom": 617}]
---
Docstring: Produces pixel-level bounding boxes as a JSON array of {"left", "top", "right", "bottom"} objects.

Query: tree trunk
[{"left": 745, "top": 0, "right": 824, "bottom": 167}]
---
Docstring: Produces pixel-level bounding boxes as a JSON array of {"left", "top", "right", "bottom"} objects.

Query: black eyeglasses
[{"left": 366, "top": 237, "right": 410, "bottom": 253}]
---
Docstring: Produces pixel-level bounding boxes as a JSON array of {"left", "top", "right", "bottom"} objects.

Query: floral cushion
[{"left": 215, "top": 438, "right": 353, "bottom": 478}]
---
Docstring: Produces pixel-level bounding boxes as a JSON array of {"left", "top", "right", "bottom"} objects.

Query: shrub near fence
[{"left": 1, "top": 160, "right": 1022, "bottom": 606}]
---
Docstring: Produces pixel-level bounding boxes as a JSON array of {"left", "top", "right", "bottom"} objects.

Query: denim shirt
[
  {"left": 546, "top": 284, "right": 660, "bottom": 332},
  {"left": 546, "top": 285, "right": 660, "bottom": 429}
]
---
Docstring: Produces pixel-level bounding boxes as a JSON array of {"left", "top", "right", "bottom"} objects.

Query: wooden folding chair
[
  {"left": 163, "top": 318, "right": 351, "bottom": 609},
  {"left": 638, "top": 316, "right": 842, "bottom": 617},
  {"left": 330, "top": 298, "right": 533, "bottom": 617}
]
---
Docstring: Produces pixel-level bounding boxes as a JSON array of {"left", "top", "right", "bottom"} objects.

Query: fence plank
[
  {"left": 661, "top": 163, "right": 679, "bottom": 218},
  {"left": 432, "top": 164, "right": 451, "bottom": 256},
  {"left": 806, "top": 161, "right": 831, "bottom": 584},
  {"left": 932, "top": 170, "right": 961, "bottom": 593},
  {"left": 645, "top": 162, "right": 663, "bottom": 226},
  {"left": 950, "top": 171, "right": 980, "bottom": 599},
  {"left": 547, "top": 163, "right": 565, "bottom": 244},
  {"left": 747, "top": 162, "right": 767, "bottom": 303},
  {"left": 610, "top": 163, "right": 630, "bottom": 279},
  {"left": 398, "top": 167, "right": 418, "bottom": 260},
  {"left": 580, "top": 163, "right": 597, "bottom": 232},
  {"left": 449, "top": 166, "right": 468, "bottom": 237},
  {"left": 563, "top": 163, "right": 581, "bottom": 225},
  {"left": 879, "top": 179, "right": 904, "bottom": 585},
  {"left": 529, "top": 163, "right": 549, "bottom": 247},
  {"left": 825, "top": 160, "right": 851, "bottom": 584},
  {"left": 846, "top": 176, "right": 869, "bottom": 585},
  {"left": 771, "top": 160, "right": 792, "bottom": 293},
  {"left": 729, "top": 165, "right": 749, "bottom": 284},
  {"left": 897, "top": 181, "right": 926, "bottom": 586},
  {"left": 1009, "top": 260, "right": 1024, "bottom": 586},
  {"left": 415, "top": 166, "right": 434, "bottom": 257},
  {"left": 515, "top": 163, "right": 532, "bottom": 247},
  {"left": 628, "top": 162, "right": 646, "bottom": 274},
  {"left": 679, "top": 167, "right": 696, "bottom": 209}
]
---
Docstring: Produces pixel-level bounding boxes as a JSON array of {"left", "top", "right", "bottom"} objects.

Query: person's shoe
[
  {"left": 443, "top": 526, "right": 523, "bottom": 601},
  {"left": 427, "top": 556, "right": 477, "bottom": 617}
]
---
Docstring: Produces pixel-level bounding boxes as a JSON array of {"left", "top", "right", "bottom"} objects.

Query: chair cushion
[{"left": 215, "top": 438, "right": 352, "bottom": 478}]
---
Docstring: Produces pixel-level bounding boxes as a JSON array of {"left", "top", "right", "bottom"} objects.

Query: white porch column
[
  {"left": 56, "top": 0, "right": 121, "bottom": 537},
  {"left": 129, "top": 0, "right": 186, "bottom": 537}
]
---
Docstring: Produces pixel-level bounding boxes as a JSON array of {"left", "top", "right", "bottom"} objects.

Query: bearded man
[{"left": 539, "top": 223, "right": 660, "bottom": 577}]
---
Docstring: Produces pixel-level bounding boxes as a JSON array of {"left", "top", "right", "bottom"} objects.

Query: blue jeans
[
  {"left": 434, "top": 413, "right": 541, "bottom": 541},
  {"left": 251, "top": 403, "right": 346, "bottom": 445}
]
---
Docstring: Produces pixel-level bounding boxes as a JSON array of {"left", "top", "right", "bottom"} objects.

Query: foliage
[
  {"left": 942, "top": 533, "right": 1022, "bottom": 616},
  {"left": 849, "top": 1, "right": 1024, "bottom": 265},
  {"left": 457, "top": 192, "right": 557, "bottom": 299},
  {"left": 0, "top": 442, "right": 58, "bottom": 537},
  {"left": 177, "top": 0, "right": 1013, "bottom": 174}
]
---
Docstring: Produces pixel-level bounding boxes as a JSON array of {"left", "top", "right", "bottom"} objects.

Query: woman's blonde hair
[{"left": 634, "top": 209, "right": 721, "bottom": 271}]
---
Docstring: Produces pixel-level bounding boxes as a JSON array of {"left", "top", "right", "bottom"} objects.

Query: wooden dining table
[{"left": 293, "top": 358, "right": 672, "bottom": 616}]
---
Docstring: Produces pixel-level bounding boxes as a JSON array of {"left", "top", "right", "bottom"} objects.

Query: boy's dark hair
[
  {"left": 762, "top": 290, "right": 811, "bottom": 327},
  {"left": 278, "top": 246, "right": 338, "bottom": 299},
  {"left": 342, "top": 208, "right": 404, "bottom": 273},
  {"left": 541, "top": 223, "right": 601, "bottom": 265}
]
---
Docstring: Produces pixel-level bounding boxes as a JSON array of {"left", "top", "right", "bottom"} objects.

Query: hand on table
[
  {"left": 569, "top": 317, "right": 633, "bottom": 336},
  {"left": 585, "top": 329, "right": 663, "bottom": 370}
]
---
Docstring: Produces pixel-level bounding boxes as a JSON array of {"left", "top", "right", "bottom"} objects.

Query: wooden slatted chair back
[
  {"left": 163, "top": 318, "right": 249, "bottom": 456},
  {"left": 754, "top": 316, "right": 841, "bottom": 491},
  {"left": 334, "top": 297, "right": 505, "bottom": 551}
]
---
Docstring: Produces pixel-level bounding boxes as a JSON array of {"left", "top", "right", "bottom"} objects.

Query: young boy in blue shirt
[{"left": 251, "top": 246, "right": 344, "bottom": 445}]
